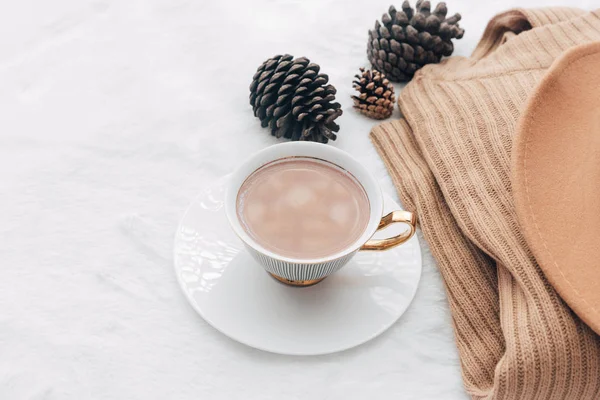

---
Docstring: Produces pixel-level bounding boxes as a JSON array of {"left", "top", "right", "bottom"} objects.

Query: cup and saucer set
[{"left": 173, "top": 142, "right": 422, "bottom": 356}]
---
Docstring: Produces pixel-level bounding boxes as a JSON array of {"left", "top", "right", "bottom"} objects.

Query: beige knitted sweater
[{"left": 371, "top": 8, "right": 600, "bottom": 400}]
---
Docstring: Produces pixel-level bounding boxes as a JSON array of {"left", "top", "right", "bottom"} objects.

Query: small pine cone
[
  {"left": 367, "top": 1, "right": 465, "bottom": 82},
  {"left": 351, "top": 68, "right": 395, "bottom": 120},
  {"left": 249, "top": 54, "right": 342, "bottom": 143}
]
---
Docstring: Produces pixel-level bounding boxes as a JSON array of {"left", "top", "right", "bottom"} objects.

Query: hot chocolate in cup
[{"left": 225, "top": 142, "right": 417, "bottom": 287}]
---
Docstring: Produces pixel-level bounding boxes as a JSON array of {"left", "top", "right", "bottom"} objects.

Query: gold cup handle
[{"left": 360, "top": 210, "right": 417, "bottom": 251}]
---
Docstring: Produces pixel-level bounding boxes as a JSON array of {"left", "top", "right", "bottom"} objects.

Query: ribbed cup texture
[
  {"left": 371, "top": 8, "right": 600, "bottom": 400},
  {"left": 245, "top": 244, "right": 356, "bottom": 281}
]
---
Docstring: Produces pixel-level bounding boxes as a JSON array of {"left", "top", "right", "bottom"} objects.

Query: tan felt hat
[{"left": 513, "top": 41, "right": 600, "bottom": 335}]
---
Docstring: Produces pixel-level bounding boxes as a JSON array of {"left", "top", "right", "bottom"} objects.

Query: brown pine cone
[
  {"left": 367, "top": 1, "right": 465, "bottom": 82},
  {"left": 351, "top": 68, "right": 395, "bottom": 120},
  {"left": 249, "top": 54, "right": 342, "bottom": 143}
]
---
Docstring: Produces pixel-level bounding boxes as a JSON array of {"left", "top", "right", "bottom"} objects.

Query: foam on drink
[{"left": 236, "top": 157, "right": 370, "bottom": 259}]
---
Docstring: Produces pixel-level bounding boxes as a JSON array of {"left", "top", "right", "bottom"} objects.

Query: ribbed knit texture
[{"left": 371, "top": 8, "right": 600, "bottom": 400}]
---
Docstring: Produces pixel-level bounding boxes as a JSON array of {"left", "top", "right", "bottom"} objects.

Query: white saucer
[{"left": 174, "top": 177, "right": 422, "bottom": 355}]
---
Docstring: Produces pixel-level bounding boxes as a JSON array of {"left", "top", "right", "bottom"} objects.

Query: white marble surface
[{"left": 0, "top": 0, "right": 593, "bottom": 399}]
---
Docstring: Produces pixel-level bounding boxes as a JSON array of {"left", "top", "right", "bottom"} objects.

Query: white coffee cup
[{"left": 225, "top": 142, "right": 417, "bottom": 287}]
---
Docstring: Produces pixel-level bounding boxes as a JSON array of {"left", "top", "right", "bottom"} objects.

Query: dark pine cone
[
  {"left": 352, "top": 68, "right": 395, "bottom": 120},
  {"left": 367, "top": 1, "right": 465, "bottom": 82},
  {"left": 249, "top": 54, "right": 343, "bottom": 143}
]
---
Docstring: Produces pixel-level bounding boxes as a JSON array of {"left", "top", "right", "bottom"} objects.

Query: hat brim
[{"left": 513, "top": 42, "right": 600, "bottom": 335}]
